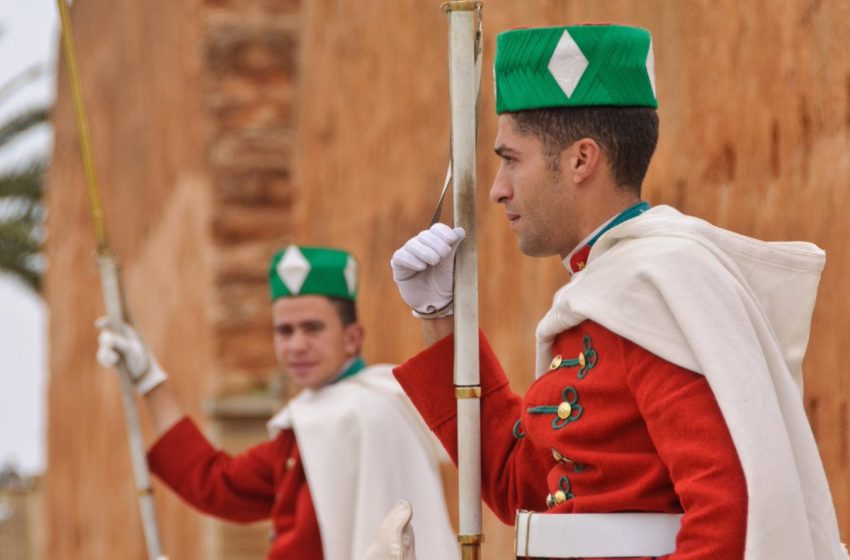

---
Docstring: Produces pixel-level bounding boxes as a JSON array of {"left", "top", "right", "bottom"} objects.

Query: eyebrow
[
  {"left": 274, "top": 319, "right": 325, "bottom": 330},
  {"left": 494, "top": 145, "right": 517, "bottom": 157}
]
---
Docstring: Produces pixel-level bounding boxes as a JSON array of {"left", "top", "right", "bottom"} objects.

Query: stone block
[
  {"left": 211, "top": 205, "right": 291, "bottom": 245},
  {"left": 213, "top": 169, "right": 292, "bottom": 207},
  {"left": 208, "top": 127, "right": 294, "bottom": 171}
]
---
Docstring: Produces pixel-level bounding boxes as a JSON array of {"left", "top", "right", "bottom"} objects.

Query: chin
[
  {"left": 294, "top": 373, "right": 336, "bottom": 390},
  {"left": 518, "top": 239, "right": 556, "bottom": 258},
  {"left": 289, "top": 373, "right": 318, "bottom": 389}
]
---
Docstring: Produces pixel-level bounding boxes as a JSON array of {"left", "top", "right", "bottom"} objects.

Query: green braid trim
[
  {"left": 512, "top": 419, "right": 526, "bottom": 440},
  {"left": 558, "top": 475, "right": 576, "bottom": 500},
  {"left": 527, "top": 386, "right": 583, "bottom": 430},
  {"left": 554, "top": 334, "right": 598, "bottom": 379}
]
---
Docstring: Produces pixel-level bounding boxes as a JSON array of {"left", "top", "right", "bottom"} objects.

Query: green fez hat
[
  {"left": 268, "top": 245, "right": 358, "bottom": 301},
  {"left": 494, "top": 24, "right": 657, "bottom": 113}
]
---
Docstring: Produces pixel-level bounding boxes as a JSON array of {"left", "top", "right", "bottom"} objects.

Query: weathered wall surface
[
  {"left": 45, "top": 0, "right": 300, "bottom": 558},
  {"left": 46, "top": 0, "right": 850, "bottom": 558},
  {"left": 46, "top": 0, "right": 211, "bottom": 557}
]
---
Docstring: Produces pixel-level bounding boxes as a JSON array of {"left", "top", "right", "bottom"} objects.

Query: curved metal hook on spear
[
  {"left": 54, "top": 1, "right": 166, "bottom": 558},
  {"left": 442, "top": 1, "right": 484, "bottom": 559}
]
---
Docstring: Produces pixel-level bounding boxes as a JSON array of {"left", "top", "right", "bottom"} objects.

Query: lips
[
  {"left": 506, "top": 212, "right": 520, "bottom": 228},
  {"left": 288, "top": 362, "right": 317, "bottom": 376}
]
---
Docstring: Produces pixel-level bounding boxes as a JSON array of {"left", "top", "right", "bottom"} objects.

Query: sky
[{"left": 0, "top": 0, "right": 58, "bottom": 475}]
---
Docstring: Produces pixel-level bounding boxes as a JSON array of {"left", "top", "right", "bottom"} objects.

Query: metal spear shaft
[
  {"left": 445, "top": 1, "right": 483, "bottom": 558},
  {"left": 54, "top": 1, "right": 166, "bottom": 558}
]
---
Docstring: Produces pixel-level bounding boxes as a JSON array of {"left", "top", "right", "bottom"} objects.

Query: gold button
[
  {"left": 286, "top": 457, "right": 296, "bottom": 470},
  {"left": 549, "top": 355, "right": 563, "bottom": 370},
  {"left": 551, "top": 448, "right": 574, "bottom": 464},
  {"left": 554, "top": 490, "right": 567, "bottom": 504},
  {"left": 578, "top": 352, "right": 586, "bottom": 368},
  {"left": 557, "top": 401, "right": 572, "bottom": 419}
]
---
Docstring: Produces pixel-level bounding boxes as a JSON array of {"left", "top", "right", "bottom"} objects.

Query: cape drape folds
[{"left": 268, "top": 365, "right": 458, "bottom": 560}]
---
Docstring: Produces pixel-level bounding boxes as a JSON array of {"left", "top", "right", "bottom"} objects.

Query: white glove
[
  {"left": 360, "top": 500, "right": 417, "bottom": 560},
  {"left": 95, "top": 317, "right": 168, "bottom": 395},
  {"left": 390, "top": 223, "right": 465, "bottom": 317}
]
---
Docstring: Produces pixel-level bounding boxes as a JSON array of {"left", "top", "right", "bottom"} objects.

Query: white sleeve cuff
[{"left": 136, "top": 362, "right": 168, "bottom": 395}]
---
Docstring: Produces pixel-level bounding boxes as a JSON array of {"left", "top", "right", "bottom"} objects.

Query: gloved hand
[
  {"left": 390, "top": 223, "right": 465, "bottom": 318},
  {"left": 360, "top": 500, "right": 417, "bottom": 560},
  {"left": 95, "top": 317, "right": 168, "bottom": 395}
]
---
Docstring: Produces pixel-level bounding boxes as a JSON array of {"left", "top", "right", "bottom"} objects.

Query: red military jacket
[
  {"left": 393, "top": 321, "right": 748, "bottom": 559},
  {"left": 148, "top": 417, "right": 324, "bottom": 559}
]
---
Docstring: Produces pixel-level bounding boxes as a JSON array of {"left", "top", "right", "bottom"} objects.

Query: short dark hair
[
  {"left": 327, "top": 296, "right": 358, "bottom": 326},
  {"left": 509, "top": 106, "right": 659, "bottom": 194}
]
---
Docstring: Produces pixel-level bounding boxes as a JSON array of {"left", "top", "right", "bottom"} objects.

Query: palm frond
[
  {"left": 0, "top": 221, "right": 41, "bottom": 291},
  {"left": 0, "top": 160, "right": 44, "bottom": 202},
  {"left": 0, "top": 64, "right": 51, "bottom": 294},
  {"left": 0, "top": 107, "right": 50, "bottom": 150},
  {"left": 0, "top": 64, "right": 45, "bottom": 106}
]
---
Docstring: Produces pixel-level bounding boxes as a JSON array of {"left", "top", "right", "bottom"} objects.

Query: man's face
[
  {"left": 490, "top": 115, "right": 577, "bottom": 258},
  {"left": 272, "top": 295, "right": 361, "bottom": 390}
]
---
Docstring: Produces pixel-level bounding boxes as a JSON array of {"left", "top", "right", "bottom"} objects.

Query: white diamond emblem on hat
[
  {"left": 277, "top": 246, "right": 311, "bottom": 295},
  {"left": 646, "top": 38, "right": 657, "bottom": 97},
  {"left": 344, "top": 256, "right": 357, "bottom": 297},
  {"left": 547, "top": 30, "right": 589, "bottom": 98}
]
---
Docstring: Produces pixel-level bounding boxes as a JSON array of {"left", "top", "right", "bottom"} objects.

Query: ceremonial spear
[
  {"left": 442, "top": 2, "right": 484, "bottom": 559},
  {"left": 54, "top": 1, "right": 167, "bottom": 558}
]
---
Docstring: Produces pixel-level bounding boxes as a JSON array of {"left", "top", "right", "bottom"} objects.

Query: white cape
[
  {"left": 268, "top": 365, "right": 458, "bottom": 560},
  {"left": 535, "top": 205, "right": 846, "bottom": 559}
]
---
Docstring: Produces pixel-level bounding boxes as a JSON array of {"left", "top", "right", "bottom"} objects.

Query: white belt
[{"left": 515, "top": 511, "right": 682, "bottom": 558}]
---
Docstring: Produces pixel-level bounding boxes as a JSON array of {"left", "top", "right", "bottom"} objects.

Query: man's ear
[
  {"left": 344, "top": 323, "right": 365, "bottom": 356},
  {"left": 563, "top": 138, "right": 601, "bottom": 185}
]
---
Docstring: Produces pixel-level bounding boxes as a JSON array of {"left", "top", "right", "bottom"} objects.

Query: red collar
[
  {"left": 565, "top": 202, "right": 652, "bottom": 274},
  {"left": 568, "top": 244, "right": 592, "bottom": 273}
]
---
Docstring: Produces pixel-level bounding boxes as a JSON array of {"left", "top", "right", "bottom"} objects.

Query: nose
[
  {"left": 489, "top": 165, "right": 512, "bottom": 204},
  {"left": 285, "top": 330, "right": 309, "bottom": 354}
]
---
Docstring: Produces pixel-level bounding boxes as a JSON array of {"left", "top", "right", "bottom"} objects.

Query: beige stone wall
[
  {"left": 45, "top": 0, "right": 850, "bottom": 558},
  {"left": 46, "top": 0, "right": 211, "bottom": 556},
  {"left": 0, "top": 472, "right": 43, "bottom": 560},
  {"left": 45, "top": 0, "right": 300, "bottom": 558}
]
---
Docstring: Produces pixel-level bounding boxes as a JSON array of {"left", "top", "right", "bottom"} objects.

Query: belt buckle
[{"left": 514, "top": 510, "right": 534, "bottom": 559}]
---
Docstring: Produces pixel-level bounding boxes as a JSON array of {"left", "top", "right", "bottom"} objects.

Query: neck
[
  {"left": 565, "top": 188, "right": 640, "bottom": 257},
  {"left": 587, "top": 185, "right": 640, "bottom": 231},
  {"left": 563, "top": 199, "right": 650, "bottom": 274},
  {"left": 334, "top": 355, "right": 366, "bottom": 383}
]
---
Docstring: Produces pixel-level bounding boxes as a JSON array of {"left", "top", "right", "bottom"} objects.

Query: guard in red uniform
[
  {"left": 97, "top": 245, "right": 458, "bottom": 560},
  {"left": 390, "top": 24, "right": 847, "bottom": 559}
]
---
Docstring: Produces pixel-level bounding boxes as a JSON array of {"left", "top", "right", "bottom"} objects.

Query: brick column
[
  {"left": 199, "top": 1, "right": 303, "bottom": 557},
  {"left": 202, "top": 0, "right": 302, "bottom": 397}
]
